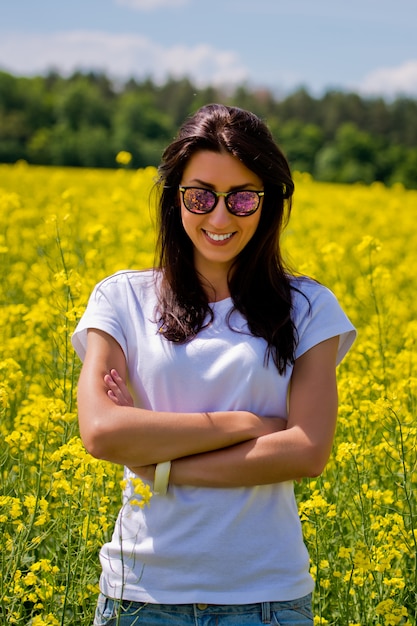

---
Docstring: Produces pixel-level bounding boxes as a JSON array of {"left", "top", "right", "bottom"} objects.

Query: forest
[{"left": 1, "top": 69, "right": 417, "bottom": 188}]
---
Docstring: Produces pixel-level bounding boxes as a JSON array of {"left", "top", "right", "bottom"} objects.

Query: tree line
[{"left": 1, "top": 70, "right": 416, "bottom": 188}]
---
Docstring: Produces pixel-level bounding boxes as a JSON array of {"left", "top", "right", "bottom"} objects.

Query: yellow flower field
[{"left": 1, "top": 162, "right": 416, "bottom": 625}]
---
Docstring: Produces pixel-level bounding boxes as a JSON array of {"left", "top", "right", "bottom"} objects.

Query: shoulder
[
  {"left": 96, "top": 268, "right": 158, "bottom": 290},
  {"left": 289, "top": 275, "right": 357, "bottom": 364},
  {"left": 290, "top": 275, "right": 337, "bottom": 314},
  {"left": 93, "top": 269, "right": 159, "bottom": 301},
  {"left": 72, "top": 269, "right": 160, "bottom": 360}
]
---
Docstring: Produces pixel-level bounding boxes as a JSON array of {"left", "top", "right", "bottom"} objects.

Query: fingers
[{"left": 104, "top": 369, "right": 134, "bottom": 407}]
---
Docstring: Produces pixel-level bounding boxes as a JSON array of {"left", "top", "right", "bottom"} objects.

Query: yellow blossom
[
  {"left": 1, "top": 164, "right": 416, "bottom": 624},
  {"left": 115, "top": 150, "right": 132, "bottom": 165}
]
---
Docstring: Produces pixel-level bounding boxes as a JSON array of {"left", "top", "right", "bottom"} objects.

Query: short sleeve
[
  {"left": 292, "top": 279, "right": 356, "bottom": 365},
  {"left": 71, "top": 278, "right": 128, "bottom": 362}
]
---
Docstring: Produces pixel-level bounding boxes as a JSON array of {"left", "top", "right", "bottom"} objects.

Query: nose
[{"left": 207, "top": 197, "right": 232, "bottom": 229}]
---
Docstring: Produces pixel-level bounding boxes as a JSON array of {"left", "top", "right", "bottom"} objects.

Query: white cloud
[
  {"left": 0, "top": 31, "right": 248, "bottom": 87},
  {"left": 358, "top": 59, "right": 417, "bottom": 97},
  {"left": 116, "top": 0, "right": 190, "bottom": 8}
]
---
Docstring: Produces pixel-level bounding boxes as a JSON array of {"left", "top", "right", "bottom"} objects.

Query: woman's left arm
[{"left": 166, "top": 335, "right": 339, "bottom": 487}]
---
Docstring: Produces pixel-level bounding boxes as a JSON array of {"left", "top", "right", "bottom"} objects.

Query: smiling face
[{"left": 179, "top": 150, "right": 264, "bottom": 292}]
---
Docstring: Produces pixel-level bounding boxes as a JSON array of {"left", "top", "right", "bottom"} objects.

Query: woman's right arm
[{"left": 77, "top": 328, "right": 284, "bottom": 467}]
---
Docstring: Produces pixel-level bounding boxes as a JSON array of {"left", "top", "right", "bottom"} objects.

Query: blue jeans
[{"left": 93, "top": 593, "right": 313, "bottom": 625}]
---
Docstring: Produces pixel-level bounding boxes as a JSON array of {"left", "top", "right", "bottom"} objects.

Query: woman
[{"left": 72, "top": 104, "right": 356, "bottom": 625}]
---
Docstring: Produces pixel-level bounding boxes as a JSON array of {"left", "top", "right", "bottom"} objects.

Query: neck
[{"left": 197, "top": 269, "right": 231, "bottom": 303}]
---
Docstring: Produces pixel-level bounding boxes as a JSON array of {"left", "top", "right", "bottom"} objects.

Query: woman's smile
[{"left": 203, "top": 229, "right": 236, "bottom": 243}]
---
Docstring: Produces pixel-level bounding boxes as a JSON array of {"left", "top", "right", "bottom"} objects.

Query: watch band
[{"left": 153, "top": 460, "right": 172, "bottom": 495}]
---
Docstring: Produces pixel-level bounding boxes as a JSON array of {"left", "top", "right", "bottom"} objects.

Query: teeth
[{"left": 205, "top": 231, "right": 234, "bottom": 241}]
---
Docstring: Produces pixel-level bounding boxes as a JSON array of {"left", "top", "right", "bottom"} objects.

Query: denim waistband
[{"left": 117, "top": 594, "right": 312, "bottom": 620}]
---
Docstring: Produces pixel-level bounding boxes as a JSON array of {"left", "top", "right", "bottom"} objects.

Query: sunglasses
[{"left": 179, "top": 186, "right": 265, "bottom": 217}]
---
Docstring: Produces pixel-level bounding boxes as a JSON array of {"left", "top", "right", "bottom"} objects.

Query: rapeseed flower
[{"left": 1, "top": 164, "right": 416, "bottom": 624}]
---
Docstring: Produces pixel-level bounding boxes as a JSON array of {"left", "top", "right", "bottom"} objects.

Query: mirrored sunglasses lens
[
  {"left": 228, "top": 191, "right": 259, "bottom": 215},
  {"left": 184, "top": 189, "right": 215, "bottom": 213}
]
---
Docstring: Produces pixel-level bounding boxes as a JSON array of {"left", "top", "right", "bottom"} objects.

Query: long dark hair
[{"left": 155, "top": 103, "right": 297, "bottom": 374}]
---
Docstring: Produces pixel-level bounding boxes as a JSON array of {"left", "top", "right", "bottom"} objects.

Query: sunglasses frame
[{"left": 179, "top": 186, "right": 265, "bottom": 217}]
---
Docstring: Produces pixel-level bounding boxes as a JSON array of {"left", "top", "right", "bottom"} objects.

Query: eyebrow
[{"left": 188, "top": 179, "right": 261, "bottom": 191}]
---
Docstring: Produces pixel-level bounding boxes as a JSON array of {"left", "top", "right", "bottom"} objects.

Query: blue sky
[{"left": 1, "top": 0, "right": 417, "bottom": 98}]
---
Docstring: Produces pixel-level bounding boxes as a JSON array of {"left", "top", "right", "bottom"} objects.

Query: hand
[
  {"left": 104, "top": 368, "right": 134, "bottom": 407},
  {"left": 103, "top": 370, "right": 154, "bottom": 478}
]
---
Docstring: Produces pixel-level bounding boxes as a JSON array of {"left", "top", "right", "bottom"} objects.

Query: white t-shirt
[{"left": 72, "top": 269, "right": 356, "bottom": 604}]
